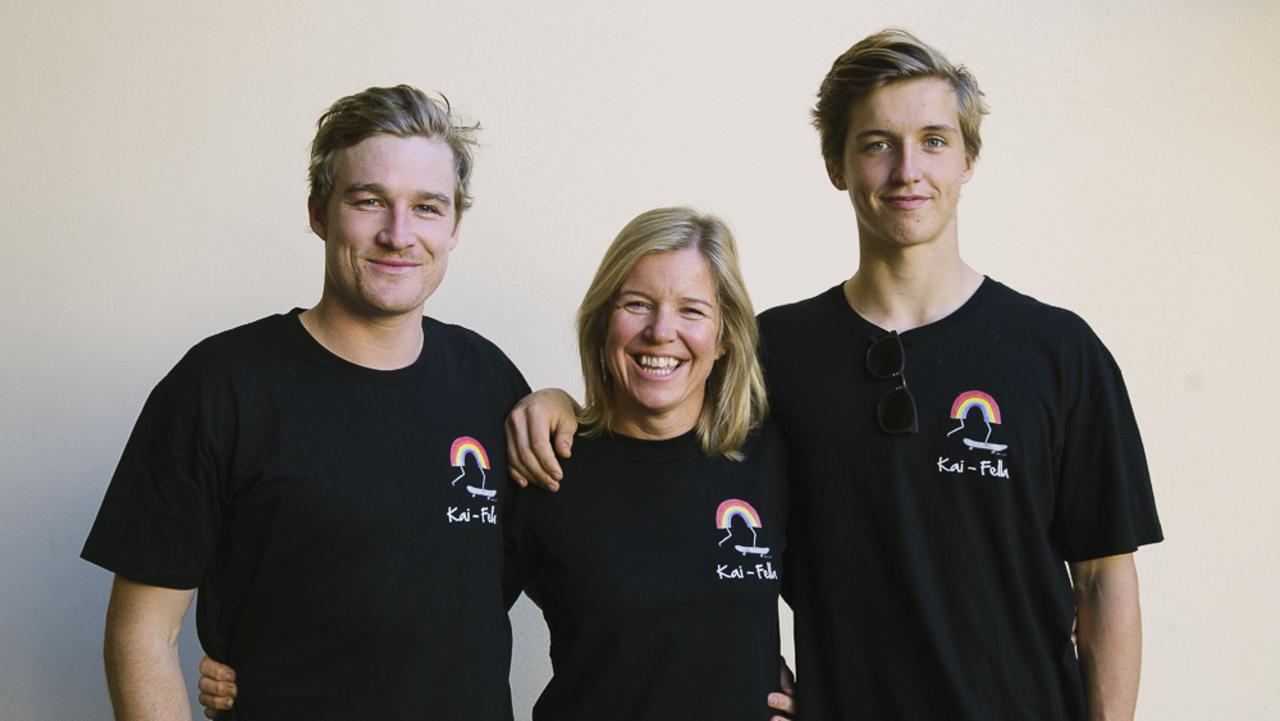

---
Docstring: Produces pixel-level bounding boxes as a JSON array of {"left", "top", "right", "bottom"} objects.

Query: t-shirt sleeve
[
  {"left": 81, "top": 375, "right": 226, "bottom": 589},
  {"left": 501, "top": 484, "right": 539, "bottom": 609},
  {"left": 1050, "top": 320, "right": 1163, "bottom": 562}
]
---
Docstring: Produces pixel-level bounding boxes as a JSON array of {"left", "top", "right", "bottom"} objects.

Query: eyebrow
[
  {"left": 854, "top": 123, "right": 960, "bottom": 141},
  {"left": 617, "top": 289, "right": 716, "bottom": 308},
  {"left": 342, "top": 183, "right": 452, "bottom": 206}
]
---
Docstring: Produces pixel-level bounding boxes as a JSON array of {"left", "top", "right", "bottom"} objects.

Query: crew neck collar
[
  {"left": 595, "top": 427, "right": 703, "bottom": 464},
  {"left": 283, "top": 308, "right": 437, "bottom": 386},
  {"left": 824, "top": 276, "right": 1001, "bottom": 344}
]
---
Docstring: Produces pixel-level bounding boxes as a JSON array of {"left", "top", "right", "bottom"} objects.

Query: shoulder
[
  {"left": 553, "top": 431, "right": 606, "bottom": 477},
  {"left": 982, "top": 280, "right": 1109, "bottom": 355},
  {"left": 424, "top": 317, "right": 520, "bottom": 367},
  {"left": 423, "top": 316, "right": 530, "bottom": 396},
  {"left": 757, "top": 285, "right": 843, "bottom": 332},
  {"left": 720, "top": 421, "right": 790, "bottom": 516},
  {"left": 113, "top": 314, "right": 296, "bottom": 445},
  {"left": 159, "top": 313, "right": 294, "bottom": 396},
  {"left": 982, "top": 282, "right": 1131, "bottom": 407},
  {"left": 736, "top": 421, "right": 790, "bottom": 485},
  {"left": 181, "top": 314, "right": 291, "bottom": 363},
  {"left": 986, "top": 281, "right": 1093, "bottom": 333},
  {"left": 757, "top": 284, "right": 850, "bottom": 362},
  {"left": 739, "top": 418, "right": 788, "bottom": 459}
]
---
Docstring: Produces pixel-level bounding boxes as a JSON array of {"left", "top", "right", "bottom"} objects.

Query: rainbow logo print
[
  {"left": 946, "top": 390, "right": 1008, "bottom": 453},
  {"left": 716, "top": 499, "right": 762, "bottom": 530},
  {"left": 716, "top": 498, "right": 769, "bottom": 557},
  {"left": 450, "top": 436, "right": 491, "bottom": 470},
  {"left": 949, "top": 390, "right": 1002, "bottom": 424},
  {"left": 450, "top": 436, "right": 495, "bottom": 499}
]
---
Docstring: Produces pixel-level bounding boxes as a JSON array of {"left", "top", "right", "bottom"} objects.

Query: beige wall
[{"left": 2, "top": 0, "right": 1277, "bottom": 718}]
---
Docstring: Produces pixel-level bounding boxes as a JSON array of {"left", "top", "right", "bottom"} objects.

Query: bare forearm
[
  {"left": 105, "top": 630, "right": 192, "bottom": 721},
  {"left": 1072, "top": 555, "right": 1142, "bottom": 721},
  {"left": 103, "top": 576, "right": 196, "bottom": 721}
]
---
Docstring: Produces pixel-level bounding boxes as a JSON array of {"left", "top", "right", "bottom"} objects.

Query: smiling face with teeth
[{"left": 604, "top": 246, "right": 724, "bottom": 440}]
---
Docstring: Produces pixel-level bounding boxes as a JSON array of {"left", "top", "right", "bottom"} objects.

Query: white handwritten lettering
[
  {"left": 937, "top": 457, "right": 964, "bottom": 473},
  {"left": 979, "top": 459, "right": 1010, "bottom": 478},
  {"left": 936, "top": 456, "right": 1012, "bottom": 479},
  {"left": 446, "top": 505, "right": 499, "bottom": 524},
  {"left": 716, "top": 560, "right": 777, "bottom": 581}
]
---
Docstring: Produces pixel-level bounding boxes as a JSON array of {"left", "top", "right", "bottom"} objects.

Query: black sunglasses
[{"left": 866, "top": 331, "right": 918, "bottom": 434}]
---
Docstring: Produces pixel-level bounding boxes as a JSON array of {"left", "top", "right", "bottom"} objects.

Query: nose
[
  {"left": 645, "top": 308, "right": 678, "bottom": 343},
  {"left": 891, "top": 146, "right": 922, "bottom": 185},
  {"left": 376, "top": 207, "right": 415, "bottom": 250}
]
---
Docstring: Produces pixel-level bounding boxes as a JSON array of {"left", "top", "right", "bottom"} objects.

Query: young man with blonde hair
[
  {"left": 510, "top": 29, "right": 1162, "bottom": 721},
  {"left": 83, "top": 85, "right": 527, "bottom": 721}
]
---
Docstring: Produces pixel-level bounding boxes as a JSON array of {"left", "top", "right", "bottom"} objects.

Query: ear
[
  {"left": 961, "top": 154, "right": 976, "bottom": 185},
  {"left": 447, "top": 212, "right": 462, "bottom": 251},
  {"left": 825, "top": 159, "right": 847, "bottom": 191},
  {"left": 308, "top": 196, "right": 328, "bottom": 240}
]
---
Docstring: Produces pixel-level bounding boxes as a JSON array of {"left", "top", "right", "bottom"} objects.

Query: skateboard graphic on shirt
[
  {"left": 946, "top": 390, "right": 1008, "bottom": 454},
  {"left": 716, "top": 499, "right": 770, "bottom": 557},
  {"left": 450, "top": 436, "right": 495, "bottom": 499}
]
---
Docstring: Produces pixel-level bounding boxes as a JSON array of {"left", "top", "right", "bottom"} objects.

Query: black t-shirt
[
  {"left": 758, "top": 279, "right": 1162, "bottom": 721},
  {"left": 82, "top": 311, "right": 529, "bottom": 721},
  {"left": 503, "top": 424, "right": 788, "bottom": 721}
]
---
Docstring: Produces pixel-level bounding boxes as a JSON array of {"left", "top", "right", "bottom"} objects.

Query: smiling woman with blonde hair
[
  {"left": 500, "top": 206, "right": 790, "bottom": 720},
  {"left": 574, "top": 207, "right": 768, "bottom": 460}
]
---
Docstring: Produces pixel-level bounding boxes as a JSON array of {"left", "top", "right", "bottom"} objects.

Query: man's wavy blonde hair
[
  {"left": 309, "top": 85, "right": 478, "bottom": 224},
  {"left": 813, "top": 28, "right": 989, "bottom": 167}
]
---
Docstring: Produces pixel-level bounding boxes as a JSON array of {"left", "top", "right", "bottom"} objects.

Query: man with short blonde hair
[{"left": 83, "top": 85, "right": 526, "bottom": 721}]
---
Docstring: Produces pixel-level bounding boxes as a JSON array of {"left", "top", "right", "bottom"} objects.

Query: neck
[
  {"left": 611, "top": 409, "right": 698, "bottom": 442},
  {"left": 299, "top": 293, "right": 425, "bottom": 371},
  {"left": 845, "top": 229, "right": 983, "bottom": 332}
]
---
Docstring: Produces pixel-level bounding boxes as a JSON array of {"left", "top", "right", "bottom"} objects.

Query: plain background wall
[{"left": 2, "top": 0, "right": 1277, "bottom": 718}]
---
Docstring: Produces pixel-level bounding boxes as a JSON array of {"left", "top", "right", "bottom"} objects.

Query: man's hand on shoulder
[{"left": 505, "top": 388, "right": 580, "bottom": 491}]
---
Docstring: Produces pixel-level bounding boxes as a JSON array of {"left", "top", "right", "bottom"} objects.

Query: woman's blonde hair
[{"left": 576, "top": 207, "right": 767, "bottom": 459}]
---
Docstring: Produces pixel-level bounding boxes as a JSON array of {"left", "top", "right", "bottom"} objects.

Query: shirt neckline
[
  {"left": 822, "top": 276, "right": 1001, "bottom": 345},
  {"left": 591, "top": 427, "right": 704, "bottom": 464},
  {"left": 282, "top": 308, "right": 439, "bottom": 386}
]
